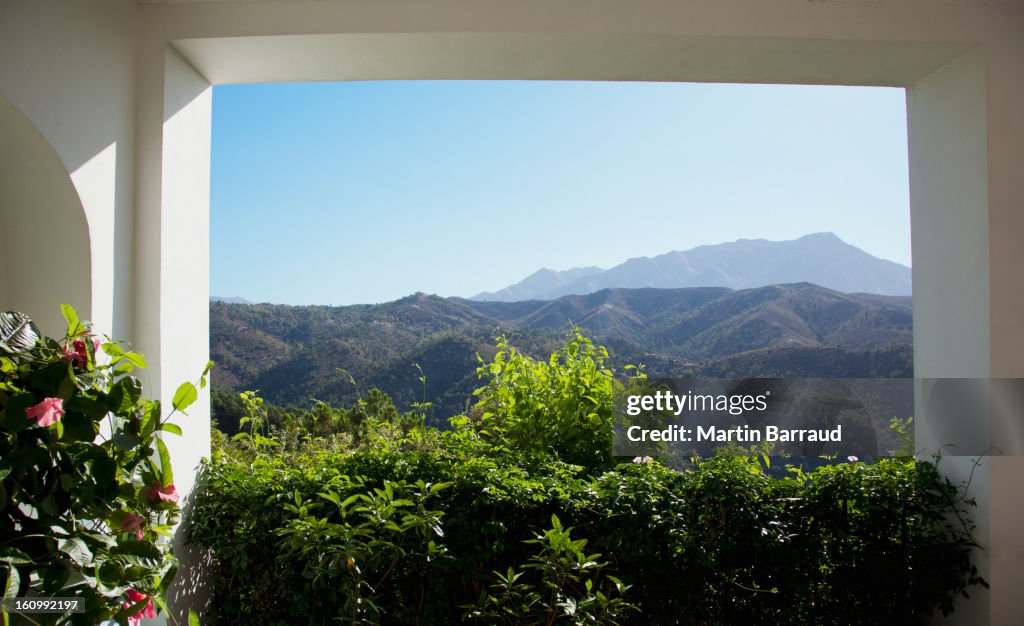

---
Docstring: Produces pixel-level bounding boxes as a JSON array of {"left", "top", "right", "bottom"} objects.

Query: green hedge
[
  {"left": 187, "top": 448, "right": 983, "bottom": 626},
  {"left": 189, "top": 333, "right": 983, "bottom": 625}
]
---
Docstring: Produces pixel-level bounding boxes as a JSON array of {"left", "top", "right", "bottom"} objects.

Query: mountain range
[
  {"left": 472, "top": 233, "right": 911, "bottom": 301},
  {"left": 210, "top": 296, "right": 252, "bottom": 304},
  {"left": 210, "top": 283, "right": 913, "bottom": 429}
]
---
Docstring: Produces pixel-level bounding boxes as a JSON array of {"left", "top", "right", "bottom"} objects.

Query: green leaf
[
  {"left": 153, "top": 595, "right": 170, "bottom": 617},
  {"left": 61, "top": 410, "right": 99, "bottom": 443},
  {"left": 102, "top": 342, "right": 126, "bottom": 358},
  {"left": 109, "top": 540, "right": 163, "bottom": 564},
  {"left": 159, "top": 561, "right": 179, "bottom": 591},
  {"left": 57, "top": 374, "right": 76, "bottom": 401},
  {"left": 59, "top": 536, "right": 94, "bottom": 567},
  {"left": 199, "top": 360, "right": 214, "bottom": 389},
  {"left": 91, "top": 453, "right": 117, "bottom": 491},
  {"left": 116, "top": 598, "right": 151, "bottom": 623},
  {"left": 2, "top": 393, "right": 33, "bottom": 431},
  {"left": 108, "top": 376, "right": 144, "bottom": 415},
  {"left": 67, "top": 395, "right": 110, "bottom": 419},
  {"left": 319, "top": 492, "right": 341, "bottom": 507},
  {"left": 189, "top": 608, "right": 201, "bottom": 626},
  {"left": 123, "top": 351, "right": 147, "bottom": 370},
  {"left": 0, "top": 547, "right": 32, "bottom": 565},
  {"left": 3, "top": 565, "right": 19, "bottom": 600},
  {"left": 0, "top": 311, "right": 39, "bottom": 354},
  {"left": 38, "top": 561, "right": 71, "bottom": 595},
  {"left": 61, "top": 304, "right": 83, "bottom": 338},
  {"left": 81, "top": 531, "right": 116, "bottom": 550},
  {"left": 159, "top": 422, "right": 183, "bottom": 436},
  {"left": 156, "top": 437, "right": 174, "bottom": 487},
  {"left": 172, "top": 382, "right": 198, "bottom": 413},
  {"left": 113, "top": 359, "right": 136, "bottom": 375},
  {"left": 139, "top": 400, "right": 160, "bottom": 437}
]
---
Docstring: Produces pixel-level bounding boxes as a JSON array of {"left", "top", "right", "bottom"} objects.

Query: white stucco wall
[
  {"left": 0, "top": 0, "right": 137, "bottom": 339},
  {"left": 0, "top": 93, "right": 91, "bottom": 336},
  {"left": 978, "top": 24, "right": 1024, "bottom": 626},
  {"left": 908, "top": 50, "right": 991, "bottom": 383},
  {"left": 908, "top": 50, "right": 993, "bottom": 624},
  {"left": 158, "top": 47, "right": 213, "bottom": 512}
]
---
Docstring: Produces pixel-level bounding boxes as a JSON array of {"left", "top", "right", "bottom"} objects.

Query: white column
[
  {"left": 907, "top": 49, "right": 992, "bottom": 625},
  {"left": 982, "top": 31, "right": 1024, "bottom": 626},
  {"left": 133, "top": 42, "right": 214, "bottom": 623},
  {"left": 159, "top": 46, "right": 212, "bottom": 502}
]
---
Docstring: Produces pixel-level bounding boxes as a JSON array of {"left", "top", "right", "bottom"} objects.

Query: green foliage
[
  {"left": 466, "top": 514, "right": 635, "bottom": 626},
  {"left": 888, "top": 415, "right": 915, "bottom": 457},
  {"left": 0, "top": 307, "right": 202, "bottom": 625},
  {"left": 190, "top": 442, "right": 984, "bottom": 625},
  {"left": 229, "top": 390, "right": 280, "bottom": 454},
  {"left": 188, "top": 332, "right": 981, "bottom": 625},
  {"left": 212, "top": 386, "right": 432, "bottom": 465},
  {"left": 278, "top": 478, "right": 450, "bottom": 625},
  {"left": 775, "top": 457, "right": 986, "bottom": 621},
  {"left": 461, "top": 330, "right": 618, "bottom": 473}
]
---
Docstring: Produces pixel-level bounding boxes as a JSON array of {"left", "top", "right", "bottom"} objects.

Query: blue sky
[{"left": 210, "top": 80, "right": 910, "bottom": 306}]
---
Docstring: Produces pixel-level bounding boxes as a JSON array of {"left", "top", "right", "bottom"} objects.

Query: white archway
[{"left": 0, "top": 93, "right": 91, "bottom": 336}]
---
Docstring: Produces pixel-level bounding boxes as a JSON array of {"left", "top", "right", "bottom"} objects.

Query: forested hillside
[{"left": 210, "top": 283, "right": 912, "bottom": 430}]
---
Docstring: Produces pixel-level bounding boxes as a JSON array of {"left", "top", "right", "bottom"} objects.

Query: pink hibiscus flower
[
  {"left": 122, "top": 589, "right": 156, "bottom": 626},
  {"left": 146, "top": 480, "right": 179, "bottom": 503},
  {"left": 63, "top": 335, "right": 100, "bottom": 369},
  {"left": 25, "top": 397, "right": 64, "bottom": 427},
  {"left": 121, "top": 512, "right": 146, "bottom": 540}
]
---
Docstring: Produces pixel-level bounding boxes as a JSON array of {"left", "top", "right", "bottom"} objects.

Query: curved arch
[{"left": 0, "top": 93, "right": 91, "bottom": 336}]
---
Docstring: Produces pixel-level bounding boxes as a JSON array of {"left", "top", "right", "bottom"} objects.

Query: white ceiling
[{"left": 172, "top": 32, "right": 971, "bottom": 87}]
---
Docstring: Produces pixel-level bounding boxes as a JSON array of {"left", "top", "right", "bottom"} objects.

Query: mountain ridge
[
  {"left": 210, "top": 283, "right": 912, "bottom": 428},
  {"left": 472, "top": 233, "right": 911, "bottom": 301}
]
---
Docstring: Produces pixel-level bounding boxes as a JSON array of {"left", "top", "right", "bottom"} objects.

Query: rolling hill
[{"left": 210, "top": 283, "right": 912, "bottom": 428}]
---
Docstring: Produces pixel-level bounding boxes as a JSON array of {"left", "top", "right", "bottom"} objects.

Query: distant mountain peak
[
  {"left": 211, "top": 296, "right": 252, "bottom": 304},
  {"left": 472, "top": 265, "right": 603, "bottom": 302},
  {"left": 470, "top": 233, "right": 910, "bottom": 302}
]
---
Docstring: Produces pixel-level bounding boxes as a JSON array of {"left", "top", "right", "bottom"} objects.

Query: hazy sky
[{"left": 210, "top": 80, "right": 911, "bottom": 306}]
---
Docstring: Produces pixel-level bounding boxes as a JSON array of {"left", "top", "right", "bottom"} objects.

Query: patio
[{"left": 1, "top": 0, "right": 1023, "bottom": 622}]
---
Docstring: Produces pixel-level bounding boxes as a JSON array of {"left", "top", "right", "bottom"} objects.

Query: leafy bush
[
  {"left": 189, "top": 333, "right": 985, "bottom": 625},
  {"left": 0, "top": 307, "right": 204, "bottom": 625},
  {"left": 465, "top": 514, "right": 636, "bottom": 626},
  {"left": 454, "top": 330, "right": 619, "bottom": 473},
  {"left": 278, "top": 476, "right": 450, "bottom": 625}
]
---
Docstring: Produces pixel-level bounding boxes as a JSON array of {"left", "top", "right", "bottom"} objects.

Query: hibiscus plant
[{"left": 0, "top": 305, "right": 207, "bottom": 626}]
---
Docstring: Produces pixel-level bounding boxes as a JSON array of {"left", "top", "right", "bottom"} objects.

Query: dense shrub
[
  {"left": 0, "top": 307, "right": 204, "bottom": 626},
  {"left": 456, "top": 331, "right": 618, "bottom": 473},
  {"left": 188, "top": 333, "right": 984, "bottom": 625},
  {"left": 188, "top": 447, "right": 984, "bottom": 625}
]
